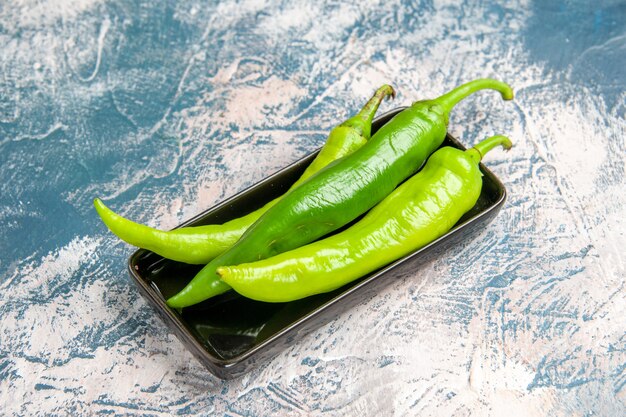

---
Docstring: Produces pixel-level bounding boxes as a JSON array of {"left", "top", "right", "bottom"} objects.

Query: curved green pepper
[
  {"left": 217, "top": 135, "right": 513, "bottom": 301},
  {"left": 167, "top": 79, "right": 513, "bottom": 309},
  {"left": 93, "top": 85, "right": 395, "bottom": 264}
]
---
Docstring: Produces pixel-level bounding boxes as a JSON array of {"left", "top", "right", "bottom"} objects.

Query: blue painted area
[
  {"left": 523, "top": 0, "right": 626, "bottom": 107},
  {"left": 1, "top": 0, "right": 625, "bottom": 415}
]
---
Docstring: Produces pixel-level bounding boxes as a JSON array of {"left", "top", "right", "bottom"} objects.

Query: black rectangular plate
[{"left": 128, "top": 107, "right": 507, "bottom": 379}]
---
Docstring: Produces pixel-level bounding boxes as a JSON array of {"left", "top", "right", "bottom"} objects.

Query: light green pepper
[
  {"left": 217, "top": 135, "right": 513, "bottom": 302},
  {"left": 94, "top": 85, "right": 395, "bottom": 264}
]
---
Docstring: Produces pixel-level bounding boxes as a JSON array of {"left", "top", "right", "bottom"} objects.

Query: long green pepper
[
  {"left": 167, "top": 79, "right": 514, "bottom": 309},
  {"left": 217, "top": 135, "right": 513, "bottom": 302},
  {"left": 94, "top": 85, "right": 395, "bottom": 264}
]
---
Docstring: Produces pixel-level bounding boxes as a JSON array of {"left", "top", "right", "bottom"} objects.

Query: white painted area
[{"left": 0, "top": 0, "right": 624, "bottom": 415}]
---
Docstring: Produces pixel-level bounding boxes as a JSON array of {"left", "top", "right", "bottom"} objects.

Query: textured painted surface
[{"left": 0, "top": 0, "right": 624, "bottom": 415}]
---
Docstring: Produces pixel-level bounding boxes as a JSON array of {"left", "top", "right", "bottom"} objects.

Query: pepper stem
[
  {"left": 434, "top": 79, "right": 514, "bottom": 115},
  {"left": 465, "top": 135, "right": 513, "bottom": 163},
  {"left": 340, "top": 84, "right": 395, "bottom": 139}
]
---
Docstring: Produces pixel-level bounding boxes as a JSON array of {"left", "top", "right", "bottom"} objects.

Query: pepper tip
[
  {"left": 165, "top": 296, "right": 182, "bottom": 309},
  {"left": 502, "top": 87, "right": 514, "bottom": 101}
]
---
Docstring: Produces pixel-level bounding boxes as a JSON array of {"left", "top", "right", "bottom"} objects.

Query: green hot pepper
[
  {"left": 93, "top": 85, "right": 395, "bottom": 264},
  {"left": 167, "top": 79, "right": 513, "bottom": 309},
  {"left": 217, "top": 135, "right": 513, "bottom": 302}
]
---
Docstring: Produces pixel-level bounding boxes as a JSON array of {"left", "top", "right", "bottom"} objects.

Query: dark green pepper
[
  {"left": 168, "top": 79, "right": 513, "bottom": 308},
  {"left": 217, "top": 135, "right": 513, "bottom": 301},
  {"left": 93, "top": 85, "right": 395, "bottom": 264}
]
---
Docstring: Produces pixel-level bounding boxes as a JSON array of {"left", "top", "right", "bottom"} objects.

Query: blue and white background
[{"left": 1, "top": 0, "right": 624, "bottom": 415}]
